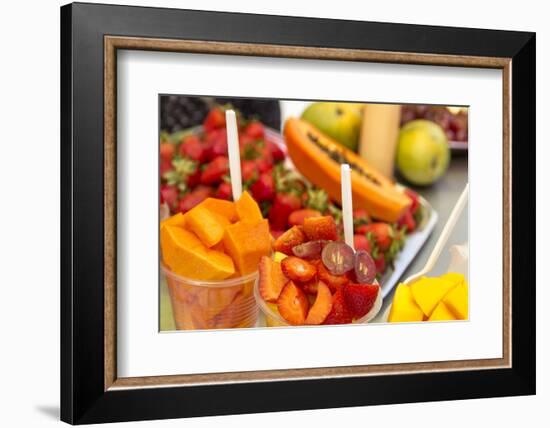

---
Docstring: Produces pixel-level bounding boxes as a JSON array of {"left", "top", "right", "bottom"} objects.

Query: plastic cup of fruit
[
  {"left": 162, "top": 263, "right": 259, "bottom": 330},
  {"left": 253, "top": 278, "right": 383, "bottom": 327}
]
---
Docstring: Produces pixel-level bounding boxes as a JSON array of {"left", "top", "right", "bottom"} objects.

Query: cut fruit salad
[{"left": 256, "top": 215, "right": 382, "bottom": 326}]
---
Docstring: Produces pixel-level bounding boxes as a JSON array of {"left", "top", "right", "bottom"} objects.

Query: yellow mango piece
[
  {"left": 223, "top": 219, "right": 271, "bottom": 275},
  {"left": 185, "top": 204, "right": 230, "bottom": 247},
  {"left": 442, "top": 280, "right": 469, "bottom": 320},
  {"left": 235, "top": 191, "right": 263, "bottom": 223},
  {"left": 428, "top": 302, "right": 456, "bottom": 321},
  {"left": 160, "top": 212, "right": 186, "bottom": 230},
  {"left": 273, "top": 251, "right": 288, "bottom": 263},
  {"left": 440, "top": 272, "right": 465, "bottom": 286},
  {"left": 161, "top": 226, "right": 235, "bottom": 280},
  {"left": 388, "top": 284, "right": 424, "bottom": 323},
  {"left": 410, "top": 276, "right": 456, "bottom": 317},
  {"left": 200, "top": 198, "right": 238, "bottom": 222}
]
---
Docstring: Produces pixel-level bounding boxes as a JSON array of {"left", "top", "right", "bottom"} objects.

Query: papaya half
[{"left": 284, "top": 118, "right": 411, "bottom": 222}]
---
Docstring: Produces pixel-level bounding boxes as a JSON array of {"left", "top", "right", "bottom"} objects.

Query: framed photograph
[{"left": 61, "top": 2, "right": 535, "bottom": 424}]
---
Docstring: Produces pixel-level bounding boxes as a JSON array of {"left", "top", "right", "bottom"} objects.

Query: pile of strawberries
[{"left": 259, "top": 215, "right": 380, "bottom": 325}]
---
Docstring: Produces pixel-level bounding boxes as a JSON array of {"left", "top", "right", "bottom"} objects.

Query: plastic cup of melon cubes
[
  {"left": 253, "top": 278, "right": 383, "bottom": 327},
  {"left": 163, "top": 264, "right": 259, "bottom": 330}
]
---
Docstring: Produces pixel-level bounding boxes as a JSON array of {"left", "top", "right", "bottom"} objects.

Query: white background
[
  {"left": 0, "top": 0, "right": 546, "bottom": 427},
  {"left": 118, "top": 51, "right": 502, "bottom": 377}
]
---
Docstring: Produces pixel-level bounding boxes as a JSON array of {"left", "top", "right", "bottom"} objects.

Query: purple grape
[
  {"left": 321, "top": 242, "right": 355, "bottom": 275},
  {"left": 354, "top": 250, "right": 377, "bottom": 284},
  {"left": 292, "top": 240, "right": 328, "bottom": 259}
]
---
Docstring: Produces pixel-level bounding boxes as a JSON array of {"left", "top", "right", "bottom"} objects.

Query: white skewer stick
[
  {"left": 341, "top": 164, "right": 355, "bottom": 250},
  {"left": 225, "top": 110, "right": 242, "bottom": 200},
  {"left": 403, "top": 183, "right": 469, "bottom": 285}
]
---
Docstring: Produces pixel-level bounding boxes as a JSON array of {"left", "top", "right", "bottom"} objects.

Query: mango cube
[
  {"left": 200, "top": 198, "right": 238, "bottom": 222},
  {"left": 428, "top": 302, "right": 456, "bottom": 321},
  {"left": 160, "top": 212, "right": 187, "bottom": 230},
  {"left": 442, "top": 280, "right": 469, "bottom": 320},
  {"left": 223, "top": 219, "right": 271, "bottom": 275},
  {"left": 161, "top": 225, "right": 235, "bottom": 280},
  {"left": 388, "top": 284, "right": 424, "bottom": 322},
  {"left": 410, "top": 276, "right": 456, "bottom": 317},
  {"left": 235, "top": 191, "right": 263, "bottom": 223},
  {"left": 186, "top": 204, "right": 230, "bottom": 247},
  {"left": 440, "top": 272, "right": 465, "bottom": 287}
]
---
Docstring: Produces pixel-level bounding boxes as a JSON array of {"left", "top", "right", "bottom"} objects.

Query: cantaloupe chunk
[
  {"left": 388, "top": 284, "right": 424, "bottom": 322},
  {"left": 442, "top": 280, "right": 468, "bottom": 320},
  {"left": 200, "top": 198, "right": 238, "bottom": 222},
  {"left": 160, "top": 212, "right": 187, "bottom": 230},
  {"left": 428, "top": 302, "right": 456, "bottom": 321},
  {"left": 235, "top": 191, "right": 263, "bottom": 223},
  {"left": 410, "top": 276, "right": 456, "bottom": 317},
  {"left": 223, "top": 219, "right": 271, "bottom": 275},
  {"left": 185, "top": 204, "right": 230, "bottom": 247},
  {"left": 161, "top": 225, "right": 235, "bottom": 280}
]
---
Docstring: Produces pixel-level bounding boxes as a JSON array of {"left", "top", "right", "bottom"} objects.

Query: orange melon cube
[
  {"left": 160, "top": 212, "right": 187, "bottom": 230},
  {"left": 200, "top": 198, "right": 238, "bottom": 222},
  {"left": 235, "top": 191, "right": 263, "bottom": 223},
  {"left": 185, "top": 204, "right": 230, "bottom": 247},
  {"left": 161, "top": 225, "right": 235, "bottom": 280},
  {"left": 223, "top": 219, "right": 271, "bottom": 275}
]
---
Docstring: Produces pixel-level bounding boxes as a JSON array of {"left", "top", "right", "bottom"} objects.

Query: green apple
[
  {"left": 301, "top": 102, "right": 362, "bottom": 151},
  {"left": 396, "top": 120, "right": 450, "bottom": 186}
]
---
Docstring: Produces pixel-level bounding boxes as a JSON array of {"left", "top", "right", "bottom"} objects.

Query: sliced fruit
[
  {"left": 442, "top": 280, "right": 468, "bottom": 320},
  {"left": 235, "top": 190, "right": 263, "bottom": 223},
  {"left": 222, "top": 219, "right": 271, "bottom": 275},
  {"left": 388, "top": 284, "right": 424, "bottom": 322},
  {"left": 316, "top": 260, "right": 349, "bottom": 293},
  {"left": 292, "top": 240, "right": 328, "bottom": 259},
  {"left": 428, "top": 301, "right": 456, "bottom": 321},
  {"left": 323, "top": 289, "right": 352, "bottom": 325},
  {"left": 284, "top": 118, "right": 411, "bottom": 222},
  {"left": 273, "top": 251, "right": 288, "bottom": 263},
  {"left": 160, "top": 225, "right": 235, "bottom": 280},
  {"left": 288, "top": 209, "right": 322, "bottom": 226},
  {"left": 302, "top": 216, "right": 338, "bottom": 241},
  {"left": 185, "top": 204, "right": 230, "bottom": 247},
  {"left": 258, "top": 256, "right": 287, "bottom": 303},
  {"left": 199, "top": 198, "right": 238, "bottom": 222},
  {"left": 281, "top": 256, "right": 317, "bottom": 283},
  {"left": 354, "top": 250, "right": 377, "bottom": 284},
  {"left": 342, "top": 283, "right": 379, "bottom": 319},
  {"left": 301, "top": 279, "right": 319, "bottom": 295},
  {"left": 321, "top": 241, "right": 355, "bottom": 275},
  {"left": 273, "top": 225, "right": 306, "bottom": 255},
  {"left": 305, "top": 282, "right": 333, "bottom": 325},
  {"left": 160, "top": 212, "right": 187, "bottom": 230},
  {"left": 440, "top": 272, "right": 465, "bottom": 287},
  {"left": 410, "top": 276, "right": 456, "bottom": 317},
  {"left": 277, "top": 281, "right": 310, "bottom": 325}
]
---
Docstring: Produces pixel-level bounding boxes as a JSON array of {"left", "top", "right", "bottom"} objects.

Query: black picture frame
[{"left": 61, "top": 2, "right": 535, "bottom": 424}]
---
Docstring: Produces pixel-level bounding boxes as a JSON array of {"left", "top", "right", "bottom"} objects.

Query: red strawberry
[
  {"left": 250, "top": 172, "right": 275, "bottom": 202},
  {"left": 215, "top": 182, "right": 232, "bottom": 200},
  {"left": 186, "top": 167, "right": 202, "bottom": 188},
  {"left": 360, "top": 223, "right": 394, "bottom": 251},
  {"left": 353, "top": 208, "right": 371, "bottom": 223},
  {"left": 203, "top": 108, "right": 225, "bottom": 131},
  {"left": 178, "top": 186, "right": 212, "bottom": 213},
  {"left": 277, "top": 281, "right": 309, "bottom": 325},
  {"left": 179, "top": 135, "right": 205, "bottom": 162},
  {"left": 266, "top": 140, "right": 285, "bottom": 162},
  {"left": 160, "top": 142, "right": 175, "bottom": 162},
  {"left": 316, "top": 261, "right": 349, "bottom": 293},
  {"left": 281, "top": 256, "right": 317, "bottom": 283},
  {"left": 303, "top": 216, "right": 338, "bottom": 241},
  {"left": 301, "top": 279, "right": 319, "bottom": 296},
  {"left": 160, "top": 184, "right": 179, "bottom": 211},
  {"left": 398, "top": 209, "right": 416, "bottom": 233},
  {"left": 160, "top": 158, "right": 173, "bottom": 177},
  {"left": 404, "top": 188, "right": 420, "bottom": 214},
  {"left": 244, "top": 121, "right": 264, "bottom": 139},
  {"left": 255, "top": 157, "right": 273, "bottom": 174},
  {"left": 323, "top": 289, "right": 352, "bottom": 325},
  {"left": 374, "top": 253, "right": 386, "bottom": 274},
  {"left": 288, "top": 209, "right": 322, "bottom": 227},
  {"left": 241, "top": 160, "right": 258, "bottom": 183},
  {"left": 273, "top": 225, "right": 306, "bottom": 255},
  {"left": 204, "top": 129, "right": 228, "bottom": 159},
  {"left": 200, "top": 156, "right": 229, "bottom": 185},
  {"left": 353, "top": 234, "right": 372, "bottom": 253},
  {"left": 269, "top": 193, "right": 302, "bottom": 230},
  {"left": 258, "top": 256, "right": 286, "bottom": 303},
  {"left": 342, "top": 283, "right": 379, "bottom": 319}
]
